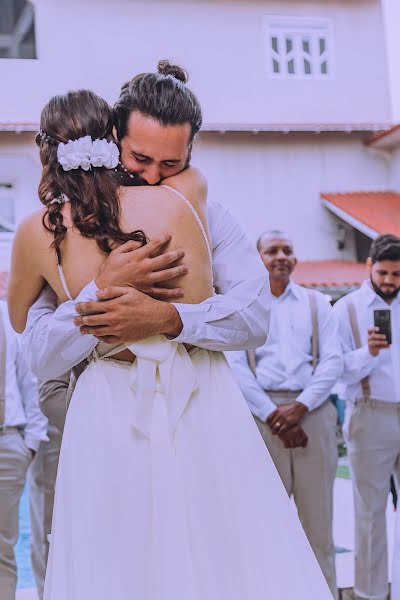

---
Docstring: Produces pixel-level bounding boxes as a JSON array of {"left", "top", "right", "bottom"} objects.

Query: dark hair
[
  {"left": 370, "top": 234, "right": 400, "bottom": 263},
  {"left": 36, "top": 89, "right": 146, "bottom": 260},
  {"left": 113, "top": 60, "right": 202, "bottom": 143}
]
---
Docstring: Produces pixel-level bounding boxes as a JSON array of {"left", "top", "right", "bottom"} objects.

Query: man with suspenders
[
  {"left": 228, "top": 230, "right": 342, "bottom": 599},
  {"left": 0, "top": 301, "right": 48, "bottom": 600},
  {"left": 334, "top": 234, "right": 400, "bottom": 600}
]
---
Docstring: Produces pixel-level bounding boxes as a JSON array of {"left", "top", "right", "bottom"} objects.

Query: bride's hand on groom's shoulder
[
  {"left": 95, "top": 235, "right": 187, "bottom": 300},
  {"left": 74, "top": 286, "right": 183, "bottom": 344}
]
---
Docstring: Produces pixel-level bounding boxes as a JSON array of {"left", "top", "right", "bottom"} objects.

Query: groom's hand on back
[
  {"left": 75, "top": 286, "right": 183, "bottom": 343},
  {"left": 95, "top": 234, "right": 187, "bottom": 300}
]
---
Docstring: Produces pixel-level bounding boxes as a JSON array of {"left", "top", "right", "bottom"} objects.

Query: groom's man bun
[
  {"left": 157, "top": 59, "right": 189, "bottom": 84},
  {"left": 113, "top": 59, "right": 202, "bottom": 143}
]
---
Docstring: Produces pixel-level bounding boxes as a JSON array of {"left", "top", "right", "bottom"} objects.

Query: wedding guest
[
  {"left": 334, "top": 233, "right": 400, "bottom": 600},
  {"left": 0, "top": 301, "right": 48, "bottom": 600},
  {"left": 29, "top": 373, "right": 69, "bottom": 600},
  {"left": 228, "top": 230, "right": 342, "bottom": 599}
]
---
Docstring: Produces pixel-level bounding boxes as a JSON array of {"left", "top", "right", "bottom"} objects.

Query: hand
[
  {"left": 368, "top": 326, "right": 389, "bottom": 356},
  {"left": 278, "top": 425, "right": 308, "bottom": 449},
  {"left": 95, "top": 235, "right": 188, "bottom": 300},
  {"left": 75, "top": 286, "right": 183, "bottom": 343},
  {"left": 267, "top": 402, "right": 309, "bottom": 435}
]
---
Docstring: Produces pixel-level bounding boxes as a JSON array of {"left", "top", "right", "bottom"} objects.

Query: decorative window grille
[
  {"left": 265, "top": 17, "right": 333, "bottom": 79},
  {"left": 0, "top": 0, "right": 37, "bottom": 59}
]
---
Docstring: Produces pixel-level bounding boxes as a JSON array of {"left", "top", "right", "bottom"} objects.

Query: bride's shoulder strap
[{"left": 160, "top": 184, "right": 212, "bottom": 263}]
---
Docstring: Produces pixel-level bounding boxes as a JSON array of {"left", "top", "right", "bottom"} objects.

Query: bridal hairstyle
[
  {"left": 113, "top": 60, "right": 202, "bottom": 145},
  {"left": 36, "top": 89, "right": 146, "bottom": 260}
]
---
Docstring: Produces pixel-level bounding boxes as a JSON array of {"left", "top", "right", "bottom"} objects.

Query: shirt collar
[
  {"left": 273, "top": 279, "right": 301, "bottom": 301},
  {"left": 360, "top": 279, "right": 400, "bottom": 307}
]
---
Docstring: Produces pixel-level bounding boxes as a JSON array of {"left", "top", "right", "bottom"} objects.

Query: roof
[
  {"left": 293, "top": 260, "right": 368, "bottom": 288},
  {"left": 0, "top": 121, "right": 391, "bottom": 134},
  {"left": 321, "top": 191, "right": 400, "bottom": 238},
  {"left": 366, "top": 124, "right": 400, "bottom": 150},
  {"left": 0, "top": 273, "right": 8, "bottom": 299}
]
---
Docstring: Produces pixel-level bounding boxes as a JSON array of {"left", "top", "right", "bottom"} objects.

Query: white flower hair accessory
[{"left": 57, "top": 136, "right": 119, "bottom": 172}]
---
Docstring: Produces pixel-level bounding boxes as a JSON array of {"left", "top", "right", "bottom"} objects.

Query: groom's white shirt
[{"left": 22, "top": 201, "right": 270, "bottom": 379}]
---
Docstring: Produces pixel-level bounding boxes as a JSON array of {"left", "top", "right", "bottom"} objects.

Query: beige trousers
[
  {"left": 0, "top": 429, "right": 33, "bottom": 600},
  {"left": 344, "top": 398, "right": 400, "bottom": 600},
  {"left": 28, "top": 374, "right": 69, "bottom": 600},
  {"left": 255, "top": 393, "right": 338, "bottom": 600}
]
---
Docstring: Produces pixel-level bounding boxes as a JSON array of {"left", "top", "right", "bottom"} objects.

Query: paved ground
[{"left": 16, "top": 469, "right": 397, "bottom": 599}]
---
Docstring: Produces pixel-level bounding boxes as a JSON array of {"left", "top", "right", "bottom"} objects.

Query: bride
[{"left": 8, "top": 89, "right": 333, "bottom": 599}]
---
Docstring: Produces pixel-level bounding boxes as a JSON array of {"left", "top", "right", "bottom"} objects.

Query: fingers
[
  {"left": 75, "top": 300, "right": 108, "bottom": 315},
  {"left": 149, "top": 249, "right": 185, "bottom": 271},
  {"left": 79, "top": 325, "right": 113, "bottom": 337},
  {"left": 96, "top": 286, "right": 130, "bottom": 301},
  {"left": 113, "top": 239, "right": 144, "bottom": 254},
  {"left": 148, "top": 265, "right": 188, "bottom": 284},
  {"left": 137, "top": 234, "right": 172, "bottom": 258},
  {"left": 148, "top": 287, "right": 184, "bottom": 300},
  {"left": 74, "top": 313, "right": 110, "bottom": 328}
]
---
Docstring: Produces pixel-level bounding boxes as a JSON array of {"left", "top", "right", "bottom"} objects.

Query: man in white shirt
[
  {"left": 334, "top": 234, "right": 400, "bottom": 600},
  {"left": 28, "top": 373, "right": 69, "bottom": 600},
  {"left": 0, "top": 301, "right": 48, "bottom": 600},
  {"left": 228, "top": 231, "right": 342, "bottom": 599},
  {"left": 22, "top": 62, "right": 270, "bottom": 380}
]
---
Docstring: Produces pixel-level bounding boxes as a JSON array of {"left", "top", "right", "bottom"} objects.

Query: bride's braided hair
[{"left": 37, "top": 90, "right": 146, "bottom": 261}]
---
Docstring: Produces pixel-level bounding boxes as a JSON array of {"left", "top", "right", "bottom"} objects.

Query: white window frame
[
  {"left": 264, "top": 16, "right": 334, "bottom": 80},
  {"left": 0, "top": 183, "right": 16, "bottom": 234}
]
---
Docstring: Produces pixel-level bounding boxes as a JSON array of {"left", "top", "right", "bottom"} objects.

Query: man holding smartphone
[{"left": 334, "top": 233, "right": 400, "bottom": 600}]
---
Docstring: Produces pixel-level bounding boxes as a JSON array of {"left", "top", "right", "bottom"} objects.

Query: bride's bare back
[{"left": 8, "top": 169, "right": 213, "bottom": 349}]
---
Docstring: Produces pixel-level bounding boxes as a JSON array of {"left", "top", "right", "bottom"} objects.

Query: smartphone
[{"left": 373, "top": 309, "right": 392, "bottom": 345}]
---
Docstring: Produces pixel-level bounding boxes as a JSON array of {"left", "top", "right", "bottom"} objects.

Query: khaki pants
[
  {"left": 255, "top": 393, "right": 338, "bottom": 599},
  {"left": 0, "top": 429, "right": 33, "bottom": 600},
  {"left": 28, "top": 374, "right": 69, "bottom": 600},
  {"left": 344, "top": 398, "right": 400, "bottom": 600}
]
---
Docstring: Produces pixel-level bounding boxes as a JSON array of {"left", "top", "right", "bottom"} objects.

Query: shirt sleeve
[
  {"left": 173, "top": 201, "right": 271, "bottom": 351},
  {"left": 16, "top": 338, "right": 49, "bottom": 452},
  {"left": 226, "top": 350, "right": 276, "bottom": 420},
  {"left": 297, "top": 295, "right": 344, "bottom": 412},
  {"left": 21, "top": 282, "right": 98, "bottom": 380},
  {"left": 333, "top": 298, "right": 380, "bottom": 384}
]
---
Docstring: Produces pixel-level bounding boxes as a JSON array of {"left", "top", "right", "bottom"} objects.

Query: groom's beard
[
  {"left": 113, "top": 167, "right": 150, "bottom": 187},
  {"left": 370, "top": 276, "right": 400, "bottom": 300}
]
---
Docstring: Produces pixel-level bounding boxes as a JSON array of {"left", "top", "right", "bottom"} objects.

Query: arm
[
  {"left": 227, "top": 350, "right": 277, "bottom": 420},
  {"left": 334, "top": 298, "right": 381, "bottom": 384},
  {"left": 76, "top": 201, "right": 271, "bottom": 351},
  {"left": 16, "top": 339, "right": 49, "bottom": 453},
  {"left": 172, "top": 201, "right": 270, "bottom": 350},
  {"left": 296, "top": 295, "right": 343, "bottom": 411},
  {"left": 8, "top": 213, "right": 47, "bottom": 332}
]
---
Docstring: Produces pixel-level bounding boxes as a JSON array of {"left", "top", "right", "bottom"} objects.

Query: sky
[{"left": 382, "top": 0, "right": 400, "bottom": 121}]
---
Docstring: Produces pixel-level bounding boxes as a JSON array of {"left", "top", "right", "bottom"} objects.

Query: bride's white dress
[{"left": 43, "top": 187, "right": 333, "bottom": 600}]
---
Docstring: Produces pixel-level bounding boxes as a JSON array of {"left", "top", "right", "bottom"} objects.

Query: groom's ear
[{"left": 112, "top": 126, "right": 120, "bottom": 145}]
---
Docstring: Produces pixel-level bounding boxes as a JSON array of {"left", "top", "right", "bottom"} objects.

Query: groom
[{"left": 23, "top": 60, "right": 270, "bottom": 379}]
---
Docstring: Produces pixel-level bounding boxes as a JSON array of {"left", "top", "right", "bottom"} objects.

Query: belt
[
  {"left": 0, "top": 425, "right": 22, "bottom": 433},
  {"left": 351, "top": 398, "right": 400, "bottom": 411},
  {"left": 265, "top": 389, "right": 303, "bottom": 396}
]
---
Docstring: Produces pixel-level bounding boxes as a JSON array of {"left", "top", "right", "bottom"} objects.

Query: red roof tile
[
  {"left": 321, "top": 191, "right": 400, "bottom": 237},
  {"left": 293, "top": 260, "right": 368, "bottom": 287},
  {"left": 366, "top": 124, "right": 400, "bottom": 147}
]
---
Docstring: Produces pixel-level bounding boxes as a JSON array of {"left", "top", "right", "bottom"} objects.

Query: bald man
[{"left": 228, "top": 230, "right": 342, "bottom": 599}]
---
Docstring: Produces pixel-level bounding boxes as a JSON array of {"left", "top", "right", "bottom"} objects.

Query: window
[
  {"left": 0, "top": 0, "right": 37, "bottom": 59},
  {"left": 265, "top": 17, "right": 333, "bottom": 79},
  {"left": 0, "top": 184, "right": 16, "bottom": 233}
]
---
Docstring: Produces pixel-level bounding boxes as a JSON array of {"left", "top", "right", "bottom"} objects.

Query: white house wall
[
  {"left": 1, "top": 0, "right": 391, "bottom": 126},
  {"left": 192, "top": 131, "right": 390, "bottom": 258}
]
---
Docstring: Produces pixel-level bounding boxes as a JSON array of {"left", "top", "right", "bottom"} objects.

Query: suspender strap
[
  {"left": 246, "top": 348, "right": 257, "bottom": 377},
  {"left": 0, "top": 308, "right": 6, "bottom": 426},
  {"left": 347, "top": 299, "right": 371, "bottom": 400},
  {"left": 307, "top": 289, "right": 319, "bottom": 374},
  {"left": 246, "top": 287, "right": 320, "bottom": 377}
]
